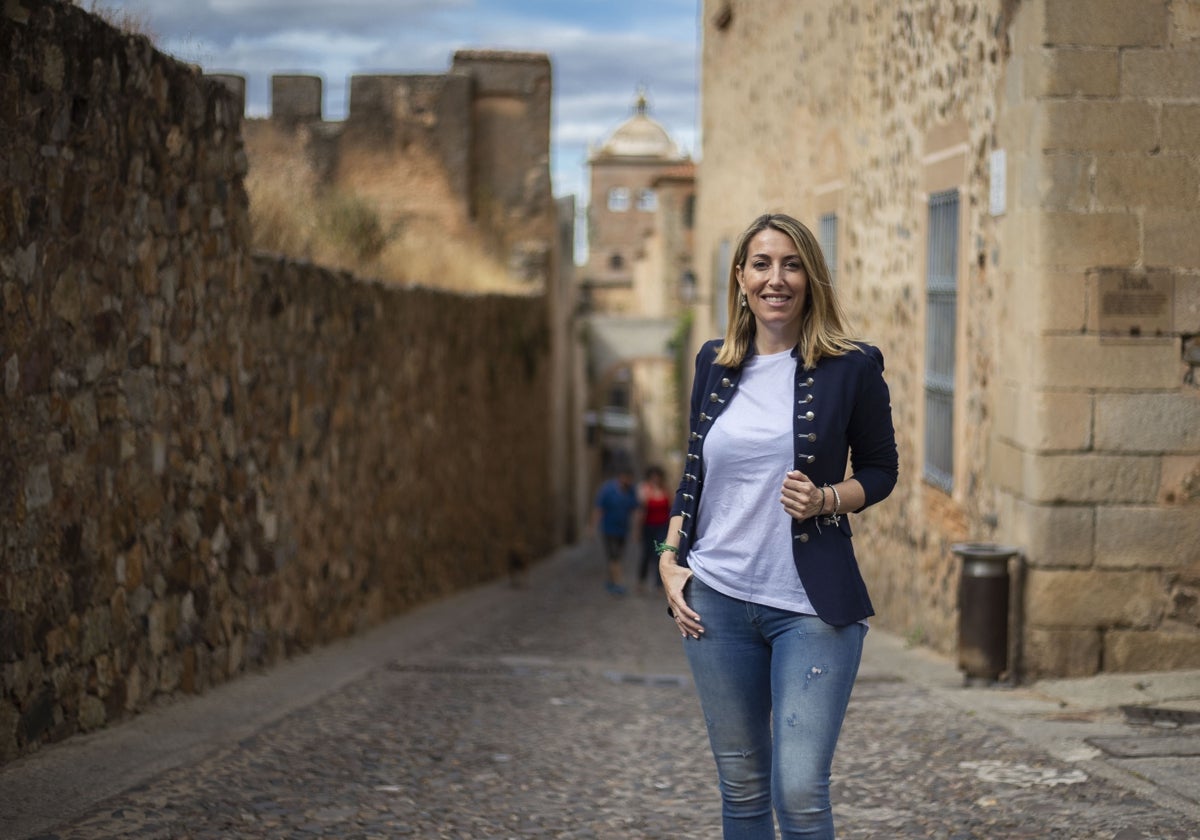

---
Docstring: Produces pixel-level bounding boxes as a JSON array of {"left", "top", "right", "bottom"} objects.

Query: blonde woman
[{"left": 659, "top": 213, "right": 898, "bottom": 839}]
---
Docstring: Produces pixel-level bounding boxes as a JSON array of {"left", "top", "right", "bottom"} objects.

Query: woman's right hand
[{"left": 661, "top": 561, "right": 702, "bottom": 639}]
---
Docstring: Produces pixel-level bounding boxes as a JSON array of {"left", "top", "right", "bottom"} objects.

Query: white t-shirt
[{"left": 689, "top": 349, "right": 816, "bottom": 615}]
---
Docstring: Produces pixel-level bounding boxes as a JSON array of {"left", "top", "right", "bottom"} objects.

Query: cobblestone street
[{"left": 4, "top": 544, "right": 1198, "bottom": 840}]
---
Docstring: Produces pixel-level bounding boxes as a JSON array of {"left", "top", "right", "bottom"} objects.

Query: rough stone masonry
[{"left": 0, "top": 0, "right": 555, "bottom": 764}]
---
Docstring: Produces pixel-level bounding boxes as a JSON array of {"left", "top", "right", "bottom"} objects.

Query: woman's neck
[{"left": 754, "top": 323, "right": 801, "bottom": 356}]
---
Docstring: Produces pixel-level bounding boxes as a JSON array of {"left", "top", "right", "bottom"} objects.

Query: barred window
[
  {"left": 637, "top": 188, "right": 657, "bottom": 212},
  {"left": 924, "top": 189, "right": 958, "bottom": 492},
  {"left": 818, "top": 213, "right": 838, "bottom": 285}
]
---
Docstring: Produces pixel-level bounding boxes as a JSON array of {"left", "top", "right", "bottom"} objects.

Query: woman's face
[{"left": 736, "top": 227, "right": 808, "bottom": 340}]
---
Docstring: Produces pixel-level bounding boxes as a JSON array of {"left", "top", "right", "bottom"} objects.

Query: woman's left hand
[{"left": 780, "top": 470, "right": 824, "bottom": 521}]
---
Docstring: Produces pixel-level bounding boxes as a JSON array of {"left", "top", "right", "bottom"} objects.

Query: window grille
[
  {"left": 924, "top": 189, "right": 958, "bottom": 492},
  {"left": 818, "top": 213, "right": 838, "bottom": 285},
  {"left": 637, "top": 188, "right": 657, "bottom": 212},
  {"left": 608, "top": 187, "right": 629, "bottom": 212}
]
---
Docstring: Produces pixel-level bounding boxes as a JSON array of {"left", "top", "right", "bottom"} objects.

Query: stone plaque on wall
[{"left": 1096, "top": 270, "right": 1174, "bottom": 337}]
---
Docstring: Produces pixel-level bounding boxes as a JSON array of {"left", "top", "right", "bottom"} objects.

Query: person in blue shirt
[
  {"left": 659, "top": 213, "right": 898, "bottom": 839},
  {"left": 589, "top": 466, "right": 641, "bottom": 595}
]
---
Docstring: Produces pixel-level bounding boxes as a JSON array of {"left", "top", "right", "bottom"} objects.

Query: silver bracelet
[{"left": 825, "top": 483, "right": 842, "bottom": 525}]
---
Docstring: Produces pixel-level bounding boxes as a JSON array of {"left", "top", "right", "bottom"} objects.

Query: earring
[{"left": 738, "top": 291, "right": 747, "bottom": 308}]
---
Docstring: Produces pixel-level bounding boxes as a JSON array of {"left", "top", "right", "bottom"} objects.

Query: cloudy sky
[{"left": 96, "top": 0, "right": 700, "bottom": 205}]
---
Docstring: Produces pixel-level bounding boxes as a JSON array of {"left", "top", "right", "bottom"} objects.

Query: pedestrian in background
[
  {"left": 589, "top": 465, "right": 640, "bottom": 595},
  {"left": 635, "top": 465, "right": 671, "bottom": 595},
  {"left": 658, "top": 212, "right": 898, "bottom": 839}
]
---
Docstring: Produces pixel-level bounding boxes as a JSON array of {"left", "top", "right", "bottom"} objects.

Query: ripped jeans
[{"left": 682, "top": 577, "right": 866, "bottom": 840}]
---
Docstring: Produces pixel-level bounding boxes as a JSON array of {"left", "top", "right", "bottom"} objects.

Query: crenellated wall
[
  {"left": 216, "top": 51, "right": 556, "bottom": 285},
  {"left": 0, "top": 0, "right": 554, "bottom": 764}
]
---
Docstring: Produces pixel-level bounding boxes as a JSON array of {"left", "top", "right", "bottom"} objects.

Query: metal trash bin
[{"left": 952, "top": 542, "right": 1019, "bottom": 684}]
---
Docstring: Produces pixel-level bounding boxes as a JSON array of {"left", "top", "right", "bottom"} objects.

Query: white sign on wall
[{"left": 989, "top": 148, "right": 1006, "bottom": 217}]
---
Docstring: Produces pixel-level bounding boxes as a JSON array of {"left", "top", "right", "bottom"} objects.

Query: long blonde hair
[{"left": 714, "top": 213, "right": 858, "bottom": 369}]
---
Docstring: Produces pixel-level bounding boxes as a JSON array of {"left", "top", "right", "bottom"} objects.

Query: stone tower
[{"left": 583, "top": 91, "right": 691, "bottom": 314}]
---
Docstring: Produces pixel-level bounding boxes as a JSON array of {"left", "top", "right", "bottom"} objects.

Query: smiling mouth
[{"left": 761, "top": 295, "right": 791, "bottom": 304}]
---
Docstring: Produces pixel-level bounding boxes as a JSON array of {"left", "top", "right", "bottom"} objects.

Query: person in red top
[{"left": 635, "top": 465, "right": 671, "bottom": 594}]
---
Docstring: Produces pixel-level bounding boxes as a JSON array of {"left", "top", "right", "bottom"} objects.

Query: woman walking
[{"left": 658, "top": 213, "right": 898, "bottom": 839}]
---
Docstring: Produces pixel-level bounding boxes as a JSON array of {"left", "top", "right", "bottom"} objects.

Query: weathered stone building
[
  {"left": 0, "top": 0, "right": 565, "bottom": 764},
  {"left": 692, "top": 0, "right": 1199, "bottom": 677},
  {"left": 214, "top": 53, "right": 574, "bottom": 545},
  {"left": 627, "top": 162, "right": 697, "bottom": 480},
  {"left": 577, "top": 95, "right": 695, "bottom": 511},
  {"left": 213, "top": 50, "right": 557, "bottom": 287},
  {"left": 583, "top": 92, "right": 692, "bottom": 314}
]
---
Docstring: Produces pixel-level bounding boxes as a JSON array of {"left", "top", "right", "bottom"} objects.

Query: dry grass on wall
[
  {"left": 244, "top": 128, "right": 523, "bottom": 295},
  {"left": 245, "top": 158, "right": 322, "bottom": 261},
  {"left": 374, "top": 217, "right": 524, "bottom": 294},
  {"left": 69, "top": 0, "right": 154, "bottom": 36}
]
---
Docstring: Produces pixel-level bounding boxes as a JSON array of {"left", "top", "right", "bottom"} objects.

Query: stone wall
[
  {"left": 0, "top": 0, "right": 553, "bottom": 764},
  {"left": 694, "top": 0, "right": 1016, "bottom": 664},
  {"left": 992, "top": 0, "right": 1200, "bottom": 676},
  {"left": 227, "top": 52, "right": 556, "bottom": 288},
  {"left": 693, "top": 0, "right": 1199, "bottom": 678}
]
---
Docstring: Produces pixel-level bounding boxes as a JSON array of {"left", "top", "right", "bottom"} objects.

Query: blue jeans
[{"left": 682, "top": 577, "right": 866, "bottom": 839}]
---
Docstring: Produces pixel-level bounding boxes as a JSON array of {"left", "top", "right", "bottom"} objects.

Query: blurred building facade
[
  {"left": 692, "top": 0, "right": 1200, "bottom": 678},
  {"left": 577, "top": 93, "right": 695, "bottom": 523}
]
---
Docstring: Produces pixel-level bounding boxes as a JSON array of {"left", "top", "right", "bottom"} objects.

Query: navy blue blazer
[{"left": 669, "top": 339, "right": 899, "bottom": 626}]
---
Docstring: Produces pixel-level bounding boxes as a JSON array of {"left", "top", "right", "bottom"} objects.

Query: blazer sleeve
[{"left": 846, "top": 344, "right": 899, "bottom": 511}]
